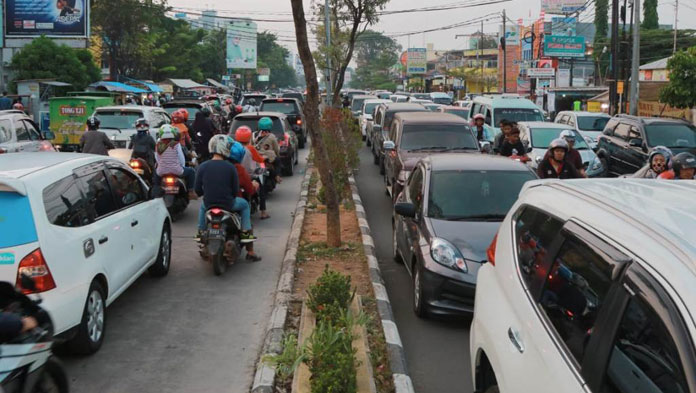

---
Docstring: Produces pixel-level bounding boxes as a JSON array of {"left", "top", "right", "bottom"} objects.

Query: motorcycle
[
  {"left": 0, "top": 276, "right": 69, "bottom": 393},
  {"left": 161, "top": 174, "right": 189, "bottom": 216},
  {"left": 129, "top": 157, "right": 153, "bottom": 187},
  {"left": 199, "top": 207, "right": 244, "bottom": 276}
]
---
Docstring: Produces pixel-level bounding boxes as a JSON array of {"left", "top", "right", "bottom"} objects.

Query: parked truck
[{"left": 49, "top": 95, "right": 114, "bottom": 151}]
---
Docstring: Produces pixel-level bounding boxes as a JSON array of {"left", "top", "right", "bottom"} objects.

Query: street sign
[
  {"left": 407, "top": 48, "right": 427, "bottom": 74},
  {"left": 222, "top": 75, "right": 230, "bottom": 81},
  {"left": 617, "top": 81, "right": 625, "bottom": 94},
  {"left": 544, "top": 35, "right": 586, "bottom": 58},
  {"left": 528, "top": 68, "right": 556, "bottom": 78}
]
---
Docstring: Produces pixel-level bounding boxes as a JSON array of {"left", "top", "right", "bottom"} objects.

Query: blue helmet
[{"left": 228, "top": 140, "right": 246, "bottom": 163}]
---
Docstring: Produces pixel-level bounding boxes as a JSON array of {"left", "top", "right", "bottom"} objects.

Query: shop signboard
[
  {"left": 407, "top": 48, "right": 427, "bottom": 74},
  {"left": 551, "top": 16, "right": 577, "bottom": 36},
  {"left": 541, "top": 0, "right": 586, "bottom": 14},
  {"left": 544, "top": 35, "right": 585, "bottom": 58},
  {"left": 528, "top": 68, "right": 556, "bottom": 78}
]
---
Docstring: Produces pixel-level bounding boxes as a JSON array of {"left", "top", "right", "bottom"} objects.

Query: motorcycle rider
[
  {"left": 193, "top": 107, "right": 216, "bottom": 162},
  {"left": 243, "top": 98, "right": 257, "bottom": 113},
  {"left": 256, "top": 117, "right": 282, "bottom": 184},
  {"left": 537, "top": 138, "right": 582, "bottom": 179},
  {"left": 80, "top": 116, "right": 114, "bottom": 155},
  {"left": 0, "top": 312, "right": 37, "bottom": 342},
  {"left": 130, "top": 118, "right": 156, "bottom": 170},
  {"left": 632, "top": 146, "right": 673, "bottom": 178},
  {"left": 228, "top": 141, "right": 262, "bottom": 261},
  {"left": 195, "top": 135, "right": 258, "bottom": 245},
  {"left": 172, "top": 110, "right": 193, "bottom": 149},
  {"left": 493, "top": 119, "right": 514, "bottom": 153},
  {"left": 559, "top": 130, "right": 586, "bottom": 177},
  {"left": 499, "top": 125, "right": 530, "bottom": 162},
  {"left": 235, "top": 126, "right": 270, "bottom": 219},
  {"left": 658, "top": 152, "right": 696, "bottom": 179},
  {"left": 471, "top": 113, "right": 493, "bottom": 142},
  {"left": 154, "top": 125, "right": 198, "bottom": 200}
]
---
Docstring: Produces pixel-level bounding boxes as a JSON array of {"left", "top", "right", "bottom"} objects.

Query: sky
[{"left": 168, "top": 0, "right": 693, "bottom": 54}]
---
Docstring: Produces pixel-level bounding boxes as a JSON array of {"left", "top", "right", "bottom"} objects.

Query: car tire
[
  {"left": 68, "top": 280, "right": 106, "bottom": 355},
  {"left": 413, "top": 265, "right": 428, "bottom": 318},
  {"left": 373, "top": 147, "right": 379, "bottom": 164},
  {"left": 392, "top": 222, "right": 403, "bottom": 263},
  {"left": 366, "top": 136, "right": 372, "bottom": 147},
  {"left": 148, "top": 224, "right": 171, "bottom": 277}
]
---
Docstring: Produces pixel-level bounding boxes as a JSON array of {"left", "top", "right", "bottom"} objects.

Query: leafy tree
[
  {"left": 642, "top": 0, "right": 658, "bottom": 30},
  {"left": 640, "top": 29, "right": 696, "bottom": 64},
  {"left": 352, "top": 30, "right": 400, "bottom": 90},
  {"left": 659, "top": 47, "right": 696, "bottom": 108},
  {"left": 594, "top": 0, "right": 609, "bottom": 42},
  {"left": 9, "top": 36, "right": 101, "bottom": 91},
  {"left": 257, "top": 32, "right": 297, "bottom": 88},
  {"left": 198, "top": 29, "right": 227, "bottom": 80}
]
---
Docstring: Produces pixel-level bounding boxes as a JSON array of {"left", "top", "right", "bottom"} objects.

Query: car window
[
  {"left": 485, "top": 108, "right": 492, "bottom": 126},
  {"left": 22, "top": 120, "right": 40, "bottom": 140},
  {"left": 231, "top": 117, "right": 285, "bottom": 139},
  {"left": 149, "top": 112, "right": 167, "bottom": 128},
  {"left": 15, "top": 120, "right": 30, "bottom": 141},
  {"left": 644, "top": 123, "right": 696, "bottom": 148},
  {"left": 400, "top": 124, "right": 478, "bottom": 151},
  {"left": 515, "top": 207, "right": 565, "bottom": 296},
  {"left": 389, "top": 122, "right": 398, "bottom": 142},
  {"left": 577, "top": 116, "right": 609, "bottom": 131},
  {"left": 628, "top": 126, "right": 641, "bottom": 140},
  {"left": 43, "top": 176, "right": 90, "bottom": 227},
  {"left": 261, "top": 101, "right": 299, "bottom": 115},
  {"left": 106, "top": 168, "right": 146, "bottom": 208},
  {"left": 602, "top": 297, "right": 688, "bottom": 393},
  {"left": 374, "top": 108, "right": 383, "bottom": 125},
  {"left": 567, "top": 116, "right": 576, "bottom": 127},
  {"left": 613, "top": 123, "right": 632, "bottom": 140},
  {"left": 0, "top": 119, "right": 12, "bottom": 143},
  {"left": 78, "top": 170, "right": 118, "bottom": 220},
  {"left": 408, "top": 167, "right": 424, "bottom": 210},
  {"left": 494, "top": 108, "right": 545, "bottom": 123},
  {"left": 97, "top": 110, "right": 144, "bottom": 130},
  {"left": 539, "top": 237, "right": 614, "bottom": 365},
  {"left": 604, "top": 119, "right": 619, "bottom": 136}
]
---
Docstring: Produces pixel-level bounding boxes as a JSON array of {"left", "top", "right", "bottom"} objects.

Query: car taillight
[
  {"left": 0, "top": 147, "right": 5, "bottom": 154},
  {"left": 130, "top": 160, "right": 141, "bottom": 168},
  {"left": 16, "top": 249, "right": 56, "bottom": 294},
  {"left": 210, "top": 208, "right": 223, "bottom": 215},
  {"left": 164, "top": 176, "right": 176, "bottom": 185},
  {"left": 296, "top": 119, "right": 302, "bottom": 125},
  {"left": 39, "top": 141, "right": 54, "bottom": 151},
  {"left": 486, "top": 233, "right": 498, "bottom": 266}
]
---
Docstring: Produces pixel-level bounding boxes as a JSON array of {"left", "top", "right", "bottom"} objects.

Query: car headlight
[
  {"left": 430, "top": 238, "right": 467, "bottom": 272},
  {"left": 584, "top": 136, "right": 594, "bottom": 145},
  {"left": 590, "top": 156, "right": 603, "bottom": 171},
  {"left": 397, "top": 170, "right": 411, "bottom": 184}
]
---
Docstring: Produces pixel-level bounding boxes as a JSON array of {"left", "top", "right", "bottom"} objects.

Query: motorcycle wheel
[
  {"left": 35, "top": 358, "right": 69, "bottom": 393},
  {"left": 211, "top": 250, "right": 227, "bottom": 276}
]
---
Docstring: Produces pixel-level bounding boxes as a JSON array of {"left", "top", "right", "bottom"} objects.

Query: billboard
[
  {"left": 407, "top": 48, "right": 427, "bottom": 74},
  {"left": 5, "top": 0, "right": 88, "bottom": 37},
  {"left": 543, "top": 35, "right": 586, "bottom": 58},
  {"left": 499, "top": 25, "right": 520, "bottom": 46},
  {"left": 227, "top": 19, "right": 257, "bottom": 70},
  {"left": 541, "top": 0, "right": 586, "bottom": 14},
  {"left": 551, "top": 16, "right": 577, "bottom": 36}
]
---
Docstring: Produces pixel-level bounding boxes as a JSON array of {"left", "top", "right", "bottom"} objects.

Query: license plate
[
  {"left": 134, "top": 169, "right": 144, "bottom": 175},
  {"left": 163, "top": 185, "right": 179, "bottom": 193},
  {"left": 208, "top": 228, "right": 224, "bottom": 237}
]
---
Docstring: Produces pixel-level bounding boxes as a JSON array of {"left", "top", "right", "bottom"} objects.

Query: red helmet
[
  {"left": 180, "top": 109, "right": 189, "bottom": 122},
  {"left": 225, "top": 98, "right": 232, "bottom": 105},
  {"left": 235, "top": 126, "right": 253, "bottom": 143},
  {"left": 235, "top": 105, "right": 242, "bottom": 114},
  {"left": 171, "top": 109, "right": 184, "bottom": 124},
  {"left": 13, "top": 103, "right": 23, "bottom": 111}
]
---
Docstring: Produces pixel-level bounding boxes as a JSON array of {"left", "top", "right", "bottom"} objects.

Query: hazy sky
[{"left": 168, "top": 0, "right": 691, "bottom": 53}]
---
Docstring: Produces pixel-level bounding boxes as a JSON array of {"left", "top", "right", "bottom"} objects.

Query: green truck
[{"left": 49, "top": 95, "right": 114, "bottom": 151}]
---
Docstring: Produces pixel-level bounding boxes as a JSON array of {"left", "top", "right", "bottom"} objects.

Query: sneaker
[
  {"left": 240, "top": 232, "right": 258, "bottom": 243},
  {"left": 246, "top": 253, "right": 262, "bottom": 262}
]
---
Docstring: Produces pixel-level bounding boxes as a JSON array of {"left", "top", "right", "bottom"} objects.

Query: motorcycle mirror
[{"left": 20, "top": 273, "right": 37, "bottom": 292}]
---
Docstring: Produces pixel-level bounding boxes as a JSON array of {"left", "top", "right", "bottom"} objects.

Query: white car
[
  {"left": 93, "top": 105, "right": 171, "bottom": 148},
  {"left": 0, "top": 153, "right": 171, "bottom": 354},
  {"left": 0, "top": 110, "right": 55, "bottom": 153},
  {"left": 360, "top": 99, "right": 390, "bottom": 142},
  {"left": 470, "top": 179, "right": 696, "bottom": 393},
  {"left": 554, "top": 111, "right": 611, "bottom": 150}
]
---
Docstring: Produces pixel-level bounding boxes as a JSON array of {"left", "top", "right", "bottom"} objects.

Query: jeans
[{"left": 198, "top": 197, "right": 251, "bottom": 232}]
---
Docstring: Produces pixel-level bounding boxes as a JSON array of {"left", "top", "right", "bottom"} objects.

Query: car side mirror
[
  {"left": 628, "top": 138, "right": 643, "bottom": 147},
  {"left": 42, "top": 130, "right": 55, "bottom": 140},
  {"left": 383, "top": 140, "right": 396, "bottom": 151},
  {"left": 394, "top": 202, "right": 416, "bottom": 218}
]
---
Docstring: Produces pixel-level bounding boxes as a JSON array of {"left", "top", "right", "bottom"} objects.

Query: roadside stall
[
  {"left": 88, "top": 81, "right": 148, "bottom": 104},
  {"left": 15, "top": 79, "right": 72, "bottom": 129},
  {"left": 49, "top": 95, "right": 115, "bottom": 151}
]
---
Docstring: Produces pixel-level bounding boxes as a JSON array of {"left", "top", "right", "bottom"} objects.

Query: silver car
[
  {"left": 92, "top": 106, "right": 171, "bottom": 148},
  {"left": 0, "top": 110, "right": 55, "bottom": 153},
  {"left": 554, "top": 111, "right": 611, "bottom": 150}
]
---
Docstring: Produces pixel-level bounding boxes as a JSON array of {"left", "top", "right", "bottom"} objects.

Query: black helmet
[
  {"left": 86, "top": 116, "right": 100, "bottom": 130},
  {"left": 201, "top": 106, "right": 211, "bottom": 117},
  {"left": 672, "top": 152, "right": 696, "bottom": 177},
  {"left": 248, "top": 98, "right": 257, "bottom": 106}
]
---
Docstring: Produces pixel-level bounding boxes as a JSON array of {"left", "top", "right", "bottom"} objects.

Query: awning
[
  {"left": 90, "top": 81, "right": 148, "bottom": 94},
  {"left": 142, "top": 82, "right": 163, "bottom": 93},
  {"left": 206, "top": 78, "right": 229, "bottom": 90},
  {"left": 40, "top": 81, "right": 72, "bottom": 87},
  {"left": 167, "top": 79, "right": 207, "bottom": 89}
]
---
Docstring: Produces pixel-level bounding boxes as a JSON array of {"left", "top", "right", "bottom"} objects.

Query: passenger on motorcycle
[
  {"left": 537, "top": 138, "right": 582, "bottom": 179},
  {"left": 256, "top": 117, "right": 282, "bottom": 184},
  {"left": 154, "top": 125, "right": 198, "bottom": 200},
  {"left": 195, "top": 135, "right": 258, "bottom": 245},
  {"left": 229, "top": 141, "right": 262, "bottom": 261},
  {"left": 194, "top": 107, "right": 216, "bottom": 162},
  {"left": 493, "top": 119, "right": 514, "bottom": 153},
  {"left": 632, "top": 146, "right": 672, "bottom": 178},
  {"left": 172, "top": 109, "right": 193, "bottom": 150},
  {"left": 658, "top": 152, "right": 696, "bottom": 179},
  {"left": 471, "top": 113, "right": 493, "bottom": 142},
  {"left": 0, "top": 312, "right": 37, "bottom": 342},
  {"left": 498, "top": 125, "right": 529, "bottom": 162},
  {"left": 235, "top": 126, "right": 270, "bottom": 219},
  {"left": 242, "top": 98, "right": 257, "bottom": 113},
  {"left": 130, "top": 118, "right": 156, "bottom": 169}
]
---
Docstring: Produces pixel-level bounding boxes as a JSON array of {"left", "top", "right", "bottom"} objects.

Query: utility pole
[
  {"left": 630, "top": 0, "right": 640, "bottom": 115},
  {"left": 674, "top": 0, "right": 678, "bottom": 53},
  {"left": 480, "top": 20, "right": 484, "bottom": 94},
  {"left": 610, "top": 0, "right": 620, "bottom": 115},
  {"left": 502, "top": 10, "right": 507, "bottom": 93},
  {"left": 324, "top": 0, "right": 332, "bottom": 105}
]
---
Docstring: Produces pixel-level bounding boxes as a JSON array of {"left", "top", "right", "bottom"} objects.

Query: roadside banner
[
  {"left": 5, "top": 0, "right": 88, "bottom": 37},
  {"left": 541, "top": 0, "right": 586, "bottom": 14},
  {"left": 528, "top": 68, "right": 556, "bottom": 78},
  {"left": 499, "top": 25, "right": 520, "bottom": 45},
  {"left": 407, "top": 48, "right": 427, "bottom": 74},
  {"left": 544, "top": 35, "right": 586, "bottom": 58},
  {"left": 227, "top": 19, "right": 257, "bottom": 69}
]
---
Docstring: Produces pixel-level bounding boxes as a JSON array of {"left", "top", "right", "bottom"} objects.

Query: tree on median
[{"left": 659, "top": 47, "right": 696, "bottom": 109}]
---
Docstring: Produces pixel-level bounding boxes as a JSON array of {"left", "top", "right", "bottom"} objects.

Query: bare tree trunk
[{"left": 291, "top": 0, "right": 342, "bottom": 248}]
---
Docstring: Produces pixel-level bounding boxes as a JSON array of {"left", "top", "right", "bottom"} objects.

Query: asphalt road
[
  {"left": 355, "top": 145, "right": 472, "bottom": 393},
  {"left": 61, "top": 147, "right": 310, "bottom": 393}
]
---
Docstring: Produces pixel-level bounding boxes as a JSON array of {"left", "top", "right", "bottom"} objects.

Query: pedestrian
[
  {"left": 80, "top": 116, "right": 114, "bottom": 155},
  {"left": 0, "top": 92, "right": 12, "bottom": 110}
]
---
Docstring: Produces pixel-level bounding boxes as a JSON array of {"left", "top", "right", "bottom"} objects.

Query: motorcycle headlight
[
  {"left": 397, "top": 170, "right": 411, "bottom": 184},
  {"left": 430, "top": 238, "right": 467, "bottom": 273}
]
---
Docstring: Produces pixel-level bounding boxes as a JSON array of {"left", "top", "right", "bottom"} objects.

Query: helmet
[
  {"left": 86, "top": 116, "right": 101, "bottom": 129},
  {"left": 225, "top": 98, "right": 232, "bottom": 105},
  {"left": 228, "top": 141, "right": 246, "bottom": 163},
  {"left": 201, "top": 106, "right": 211, "bottom": 117},
  {"left": 171, "top": 110, "right": 184, "bottom": 124},
  {"left": 247, "top": 98, "right": 257, "bottom": 106},
  {"left": 135, "top": 118, "right": 149, "bottom": 132},
  {"left": 209, "top": 134, "right": 233, "bottom": 157},
  {"left": 473, "top": 113, "right": 485, "bottom": 121},
  {"left": 559, "top": 130, "right": 576, "bottom": 141},
  {"left": 180, "top": 109, "right": 189, "bottom": 122},
  {"left": 671, "top": 152, "right": 696, "bottom": 177},
  {"left": 235, "top": 126, "right": 253, "bottom": 143},
  {"left": 214, "top": 101, "right": 221, "bottom": 108},
  {"left": 258, "top": 117, "right": 273, "bottom": 131},
  {"left": 648, "top": 146, "right": 673, "bottom": 167},
  {"left": 158, "top": 124, "right": 178, "bottom": 140},
  {"left": 549, "top": 138, "right": 569, "bottom": 152},
  {"left": 12, "top": 103, "right": 23, "bottom": 111},
  {"left": 235, "top": 105, "right": 242, "bottom": 113}
]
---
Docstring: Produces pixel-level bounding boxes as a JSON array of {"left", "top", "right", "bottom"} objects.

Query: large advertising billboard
[
  {"left": 541, "top": 0, "right": 586, "bottom": 14},
  {"left": 5, "top": 0, "right": 88, "bottom": 37},
  {"left": 227, "top": 19, "right": 257, "bottom": 70},
  {"left": 543, "top": 35, "right": 586, "bottom": 58},
  {"left": 407, "top": 48, "right": 427, "bottom": 74}
]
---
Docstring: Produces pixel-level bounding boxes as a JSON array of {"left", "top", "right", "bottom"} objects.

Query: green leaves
[
  {"left": 660, "top": 47, "right": 696, "bottom": 109},
  {"left": 642, "top": 0, "right": 659, "bottom": 30}
]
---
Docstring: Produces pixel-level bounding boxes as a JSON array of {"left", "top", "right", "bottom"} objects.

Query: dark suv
[
  {"left": 596, "top": 115, "right": 696, "bottom": 176},
  {"left": 260, "top": 98, "right": 306, "bottom": 148}
]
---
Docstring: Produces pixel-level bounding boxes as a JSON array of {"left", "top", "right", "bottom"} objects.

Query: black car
[
  {"left": 281, "top": 91, "right": 305, "bottom": 104},
  {"left": 259, "top": 98, "right": 307, "bottom": 148},
  {"left": 162, "top": 100, "right": 210, "bottom": 130},
  {"left": 393, "top": 154, "right": 537, "bottom": 317},
  {"left": 370, "top": 103, "right": 429, "bottom": 174},
  {"left": 230, "top": 112, "right": 299, "bottom": 176},
  {"left": 596, "top": 115, "right": 696, "bottom": 176}
]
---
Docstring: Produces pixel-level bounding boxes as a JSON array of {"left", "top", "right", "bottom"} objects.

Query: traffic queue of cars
[{"left": 349, "top": 89, "right": 696, "bottom": 393}]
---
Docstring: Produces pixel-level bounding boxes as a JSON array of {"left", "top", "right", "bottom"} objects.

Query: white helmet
[
  {"left": 549, "top": 138, "right": 569, "bottom": 151},
  {"left": 208, "top": 134, "right": 233, "bottom": 157},
  {"left": 559, "top": 129, "right": 576, "bottom": 141}
]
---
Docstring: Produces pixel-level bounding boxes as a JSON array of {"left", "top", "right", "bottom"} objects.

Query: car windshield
[
  {"left": 428, "top": 170, "right": 535, "bottom": 220},
  {"left": 260, "top": 102, "right": 298, "bottom": 115},
  {"left": 494, "top": 108, "right": 544, "bottom": 124},
  {"left": 645, "top": 124, "right": 696, "bottom": 148},
  {"left": 413, "top": 94, "right": 430, "bottom": 100},
  {"left": 351, "top": 99, "right": 366, "bottom": 111},
  {"left": 444, "top": 109, "right": 469, "bottom": 119},
  {"left": 432, "top": 97, "right": 452, "bottom": 105},
  {"left": 164, "top": 106, "right": 200, "bottom": 119},
  {"left": 241, "top": 96, "right": 266, "bottom": 106},
  {"left": 232, "top": 117, "right": 284, "bottom": 138},
  {"left": 95, "top": 111, "right": 143, "bottom": 129},
  {"left": 401, "top": 124, "right": 478, "bottom": 151},
  {"left": 364, "top": 102, "right": 381, "bottom": 116},
  {"left": 283, "top": 93, "right": 303, "bottom": 101},
  {"left": 577, "top": 116, "right": 609, "bottom": 131},
  {"left": 530, "top": 127, "right": 590, "bottom": 150}
]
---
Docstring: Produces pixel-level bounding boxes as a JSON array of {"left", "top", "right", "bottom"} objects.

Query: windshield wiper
[
  {"left": 408, "top": 146, "right": 449, "bottom": 152},
  {"left": 443, "top": 214, "right": 506, "bottom": 221}
]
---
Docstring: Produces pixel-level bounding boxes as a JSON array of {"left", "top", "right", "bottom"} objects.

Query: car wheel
[
  {"left": 373, "top": 147, "right": 379, "bottom": 164},
  {"left": 68, "top": 280, "right": 106, "bottom": 354},
  {"left": 295, "top": 149, "right": 299, "bottom": 165},
  {"left": 413, "top": 265, "right": 428, "bottom": 318},
  {"left": 366, "top": 136, "right": 372, "bottom": 147},
  {"left": 392, "top": 222, "right": 403, "bottom": 263},
  {"left": 148, "top": 224, "right": 171, "bottom": 277}
]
